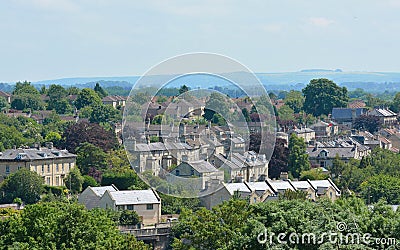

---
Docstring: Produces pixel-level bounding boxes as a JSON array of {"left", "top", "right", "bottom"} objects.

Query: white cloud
[{"left": 309, "top": 17, "right": 334, "bottom": 27}]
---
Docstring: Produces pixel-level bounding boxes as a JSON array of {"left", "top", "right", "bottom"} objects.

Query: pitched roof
[
  {"left": 290, "top": 181, "right": 316, "bottom": 191},
  {"left": 306, "top": 147, "right": 356, "bottom": 158},
  {"left": 0, "top": 90, "right": 11, "bottom": 97},
  {"left": 0, "top": 147, "right": 76, "bottom": 161},
  {"left": 348, "top": 100, "right": 366, "bottom": 109},
  {"left": 225, "top": 182, "right": 253, "bottom": 195},
  {"left": 369, "top": 108, "right": 397, "bottom": 117},
  {"left": 309, "top": 179, "right": 340, "bottom": 195},
  {"left": 108, "top": 190, "right": 160, "bottom": 205},
  {"left": 102, "top": 95, "right": 127, "bottom": 102},
  {"left": 266, "top": 179, "right": 295, "bottom": 192},
  {"left": 247, "top": 181, "right": 274, "bottom": 193},
  {"left": 214, "top": 153, "right": 241, "bottom": 170},
  {"left": 331, "top": 108, "right": 365, "bottom": 120},
  {"left": 187, "top": 160, "right": 219, "bottom": 173},
  {"left": 90, "top": 185, "right": 118, "bottom": 197}
]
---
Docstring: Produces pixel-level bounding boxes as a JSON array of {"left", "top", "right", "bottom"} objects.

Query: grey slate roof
[
  {"left": 188, "top": 160, "right": 219, "bottom": 173},
  {"left": 108, "top": 190, "right": 160, "bottom": 205},
  {"left": 90, "top": 186, "right": 118, "bottom": 197},
  {"left": 214, "top": 153, "right": 241, "bottom": 170},
  {"left": 0, "top": 148, "right": 76, "bottom": 161},
  {"left": 134, "top": 142, "right": 192, "bottom": 152},
  {"left": 306, "top": 147, "right": 356, "bottom": 158},
  {"left": 331, "top": 108, "right": 365, "bottom": 120}
]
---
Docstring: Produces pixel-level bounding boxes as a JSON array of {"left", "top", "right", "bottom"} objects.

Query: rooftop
[{"left": 108, "top": 190, "right": 160, "bottom": 205}]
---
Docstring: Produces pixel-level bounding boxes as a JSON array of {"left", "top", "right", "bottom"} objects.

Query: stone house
[
  {"left": 171, "top": 160, "right": 224, "bottom": 190},
  {"left": 100, "top": 189, "right": 161, "bottom": 225},
  {"left": 78, "top": 185, "right": 118, "bottom": 209},
  {"left": 0, "top": 143, "right": 76, "bottom": 186}
]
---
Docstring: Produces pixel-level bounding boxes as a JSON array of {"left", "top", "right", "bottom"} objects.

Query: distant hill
[{"left": 1, "top": 71, "right": 400, "bottom": 94}]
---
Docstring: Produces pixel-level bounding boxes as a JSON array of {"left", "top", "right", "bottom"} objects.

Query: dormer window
[{"left": 15, "top": 153, "right": 27, "bottom": 160}]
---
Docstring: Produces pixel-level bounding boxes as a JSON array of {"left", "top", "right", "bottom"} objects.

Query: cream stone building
[
  {"left": 0, "top": 144, "right": 76, "bottom": 186},
  {"left": 100, "top": 189, "right": 161, "bottom": 225}
]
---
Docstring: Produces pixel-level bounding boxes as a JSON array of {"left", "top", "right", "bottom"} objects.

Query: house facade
[
  {"left": 100, "top": 189, "right": 161, "bottom": 225},
  {"left": 0, "top": 144, "right": 76, "bottom": 186},
  {"left": 78, "top": 185, "right": 118, "bottom": 209}
]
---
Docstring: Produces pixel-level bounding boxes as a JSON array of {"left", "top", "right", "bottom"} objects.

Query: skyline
[{"left": 1, "top": 1, "right": 400, "bottom": 82}]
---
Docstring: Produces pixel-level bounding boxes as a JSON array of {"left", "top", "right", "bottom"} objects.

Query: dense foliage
[
  {"left": 172, "top": 198, "right": 400, "bottom": 250},
  {"left": 0, "top": 202, "right": 150, "bottom": 249},
  {"left": 0, "top": 168, "right": 44, "bottom": 204}
]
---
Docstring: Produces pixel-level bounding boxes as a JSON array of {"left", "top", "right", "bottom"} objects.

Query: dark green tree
[
  {"left": 11, "top": 81, "right": 44, "bottom": 110},
  {"left": 74, "top": 88, "right": 102, "bottom": 109},
  {"left": 0, "top": 168, "right": 44, "bottom": 204},
  {"left": 241, "top": 108, "right": 250, "bottom": 122},
  {"left": 64, "top": 167, "right": 84, "bottom": 194},
  {"left": 179, "top": 85, "right": 189, "bottom": 95},
  {"left": 94, "top": 82, "right": 108, "bottom": 98},
  {"left": 76, "top": 142, "right": 108, "bottom": 175},
  {"left": 119, "top": 210, "right": 141, "bottom": 225},
  {"left": 302, "top": 78, "right": 348, "bottom": 116},
  {"left": 82, "top": 175, "right": 99, "bottom": 190},
  {"left": 288, "top": 133, "right": 310, "bottom": 178}
]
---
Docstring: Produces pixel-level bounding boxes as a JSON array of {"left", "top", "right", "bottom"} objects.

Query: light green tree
[{"left": 288, "top": 133, "right": 310, "bottom": 178}]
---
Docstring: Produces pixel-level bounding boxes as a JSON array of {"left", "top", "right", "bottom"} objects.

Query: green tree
[
  {"left": 288, "top": 133, "right": 310, "bottom": 178},
  {"left": 179, "top": 85, "right": 189, "bottom": 95},
  {"left": 64, "top": 167, "right": 84, "bottom": 194},
  {"left": 119, "top": 210, "right": 141, "bottom": 225},
  {"left": 94, "top": 82, "right": 108, "bottom": 98},
  {"left": 390, "top": 92, "right": 400, "bottom": 112},
  {"left": 101, "top": 169, "right": 146, "bottom": 190},
  {"left": 284, "top": 90, "right": 304, "bottom": 113},
  {"left": 74, "top": 88, "right": 102, "bottom": 109},
  {"left": 44, "top": 131, "right": 62, "bottom": 146},
  {"left": 67, "top": 86, "right": 81, "bottom": 95},
  {"left": 0, "top": 124, "right": 27, "bottom": 151},
  {"left": 241, "top": 108, "right": 250, "bottom": 122},
  {"left": 131, "top": 92, "right": 149, "bottom": 105},
  {"left": 204, "top": 93, "right": 230, "bottom": 121},
  {"left": 47, "top": 84, "right": 67, "bottom": 101},
  {"left": 0, "top": 96, "right": 10, "bottom": 111},
  {"left": 11, "top": 81, "right": 44, "bottom": 111},
  {"left": 0, "top": 168, "right": 44, "bottom": 204},
  {"left": 361, "top": 174, "right": 400, "bottom": 204},
  {"left": 76, "top": 142, "right": 108, "bottom": 175},
  {"left": 299, "top": 168, "right": 328, "bottom": 181},
  {"left": 89, "top": 104, "right": 121, "bottom": 123},
  {"left": 0, "top": 202, "right": 151, "bottom": 249},
  {"left": 302, "top": 78, "right": 348, "bottom": 116},
  {"left": 82, "top": 175, "right": 99, "bottom": 190},
  {"left": 278, "top": 105, "right": 295, "bottom": 121}
]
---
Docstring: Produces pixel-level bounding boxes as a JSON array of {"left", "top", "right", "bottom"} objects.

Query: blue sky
[{"left": 1, "top": 0, "right": 400, "bottom": 82}]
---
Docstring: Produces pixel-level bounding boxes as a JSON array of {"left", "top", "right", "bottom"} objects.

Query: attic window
[
  {"left": 15, "top": 153, "right": 27, "bottom": 160},
  {"left": 52, "top": 151, "right": 61, "bottom": 156},
  {"left": 38, "top": 152, "right": 47, "bottom": 157}
]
